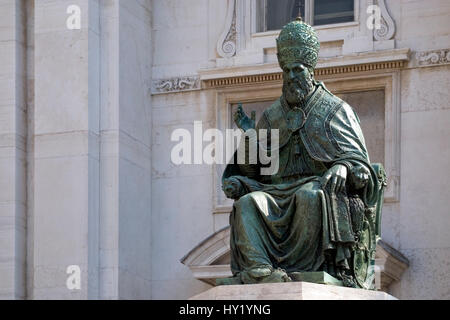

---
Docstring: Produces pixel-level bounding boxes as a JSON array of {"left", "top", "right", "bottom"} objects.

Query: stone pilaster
[
  {"left": 32, "top": 0, "right": 100, "bottom": 299},
  {"left": 0, "top": 0, "right": 28, "bottom": 300},
  {"left": 99, "top": 0, "right": 152, "bottom": 299}
]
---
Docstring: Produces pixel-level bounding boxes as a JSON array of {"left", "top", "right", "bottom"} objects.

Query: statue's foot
[
  {"left": 259, "top": 268, "right": 292, "bottom": 284},
  {"left": 247, "top": 266, "right": 273, "bottom": 278},
  {"left": 241, "top": 267, "right": 291, "bottom": 284}
]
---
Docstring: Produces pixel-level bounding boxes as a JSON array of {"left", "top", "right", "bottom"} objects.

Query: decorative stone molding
[
  {"left": 181, "top": 226, "right": 231, "bottom": 269},
  {"left": 416, "top": 49, "right": 450, "bottom": 66},
  {"left": 201, "top": 48, "right": 410, "bottom": 89},
  {"left": 217, "top": 0, "right": 237, "bottom": 58},
  {"left": 181, "top": 226, "right": 409, "bottom": 291},
  {"left": 374, "top": 0, "right": 396, "bottom": 41},
  {"left": 203, "top": 60, "right": 406, "bottom": 89},
  {"left": 151, "top": 76, "right": 200, "bottom": 94},
  {"left": 375, "top": 240, "right": 410, "bottom": 290},
  {"left": 205, "top": 73, "right": 282, "bottom": 89}
]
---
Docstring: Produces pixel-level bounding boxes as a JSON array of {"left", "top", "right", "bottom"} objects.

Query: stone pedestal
[
  {"left": 288, "top": 271, "right": 343, "bottom": 286},
  {"left": 190, "top": 282, "right": 397, "bottom": 300}
]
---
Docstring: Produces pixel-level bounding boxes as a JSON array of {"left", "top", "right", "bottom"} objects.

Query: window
[
  {"left": 313, "top": 0, "right": 355, "bottom": 25},
  {"left": 262, "top": 0, "right": 306, "bottom": 32},
  {"left": 258, "top": 0, "right": 355, "bottom": 32}
]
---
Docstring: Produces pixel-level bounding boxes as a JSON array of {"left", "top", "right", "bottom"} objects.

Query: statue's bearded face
[{"left": 280, "top": 62, "right": 315, "bottom": 106}]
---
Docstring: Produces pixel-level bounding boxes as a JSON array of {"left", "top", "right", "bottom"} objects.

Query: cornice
[{"left": 200, "top": 48, "right": 410, "bottom": 89}]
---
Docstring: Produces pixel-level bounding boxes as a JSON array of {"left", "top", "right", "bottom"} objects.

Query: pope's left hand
[{"left": 322, "top": 164, "right": 348, "bottom": 194}]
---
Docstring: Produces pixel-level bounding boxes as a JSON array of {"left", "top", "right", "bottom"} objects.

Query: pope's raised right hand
[{"left": 234, "top": 103, "right": 255, "bottom": 132}]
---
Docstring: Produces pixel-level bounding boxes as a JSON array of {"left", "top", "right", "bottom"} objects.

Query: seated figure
[{"left": 219, "top": 18, "right": 386, "bottom": 289}]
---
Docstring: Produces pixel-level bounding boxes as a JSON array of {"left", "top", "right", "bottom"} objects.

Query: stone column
[
  {"left": 0, "top": 0, "right": 27, "bottom": 300},
  {"left": 32, "top": 0, "right": 100, "bottom": 299}
]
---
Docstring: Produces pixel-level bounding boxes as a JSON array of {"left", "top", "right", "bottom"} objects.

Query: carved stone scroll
[
  {"left": 217, "top": 0, "right": 237, "bottom": 58},
  {"left": 374, "top": 0, "right": 396, "bottom": 41},
  {"left": 416, "top": 49, "right": 450, "bottom": 66}
]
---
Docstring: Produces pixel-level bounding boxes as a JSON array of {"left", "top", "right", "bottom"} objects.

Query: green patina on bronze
[
  {"left": 218, "top": 18, "right": 386, "bottom": 289},
  {"left": 276, "top": 17, "right": 320, "bottom": 71}
]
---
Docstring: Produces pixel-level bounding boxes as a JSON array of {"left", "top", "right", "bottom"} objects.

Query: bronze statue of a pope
[{"left": 220, "top": 18, "right": 386, "bottom": 289}]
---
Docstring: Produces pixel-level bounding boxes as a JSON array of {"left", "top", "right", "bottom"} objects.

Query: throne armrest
[{"left": 370, "top": 163, "right": 386, "bottom": 240}]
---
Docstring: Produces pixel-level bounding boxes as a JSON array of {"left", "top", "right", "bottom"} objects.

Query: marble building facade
[{"left": 0, "top": 0, "right": 449, "bottom": 299}]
